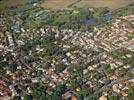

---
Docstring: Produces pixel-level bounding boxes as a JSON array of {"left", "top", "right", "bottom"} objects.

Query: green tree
[
  {"left": 24, "top": 95, "right": 33, "bottom": 100},
  {"left": 128, "top": 86, "right": 134, "bottom": 100}
]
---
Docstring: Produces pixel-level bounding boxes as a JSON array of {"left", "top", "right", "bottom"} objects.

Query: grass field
[
  {"left": 0, "top": 0, "right": 27, "bottom": 10},
  {"left": 74, "top": 0, "right": 134, "bottom": 10},
  {"left": 41, "top": 0, "right": 134, "bottom": 10},
  {"left": 41, "top": 0, "right": 78, "bottom": 10},
  {"left": 0, "top": 0, "right": 133, "bottom": 11}
]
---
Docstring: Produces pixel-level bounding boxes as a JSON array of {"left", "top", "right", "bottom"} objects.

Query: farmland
[
  {"left": 0, "top": 0, "right": 133, "bottom": 10},
  {"left": 73, "top": 0, "right": 134, "bottom": 10},
  {"left": 41, "top": 0, "right": 134, "bottom": 10},
  {"left": 40, "top": 0, "right": 78, "bottom": 10}
]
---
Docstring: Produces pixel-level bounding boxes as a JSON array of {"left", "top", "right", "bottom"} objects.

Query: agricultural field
[
  {"left": 41, "top": 0, "right": 134, "bottom": 10},
  {"left": 40, "top": 0, "right": 78, "bottom": 10},
  {"left": 74, "top": 0, "right": 134, "bottom": 10},
  {"left": 1, "top": 0, "right": 133, "bottom": 10}
]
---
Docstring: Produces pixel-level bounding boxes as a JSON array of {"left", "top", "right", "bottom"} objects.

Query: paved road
[
  {"left": 92, "top": 40, "right": 134, "bottom": 60},
  {"left": 88, "top": 40, "right": 134, "bottom": 95},
  {"left": 96, "top": 77, "right": 134, "bottom": 94}
]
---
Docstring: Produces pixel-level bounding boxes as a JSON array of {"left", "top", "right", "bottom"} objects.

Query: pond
[
  {"left": 86, "top": 11, "right": 116, "bottom": 25},
  {"left": 86, "top": 18, "right": 98, "bottom": 25},
  {"left": 104, "top": 11, "right": 116, "bottom": 21}
]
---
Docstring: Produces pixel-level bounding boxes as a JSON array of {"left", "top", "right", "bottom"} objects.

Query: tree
[
  {"left": 128, "top": 86, "right": 134, "bottom": 100},
  {"left": 55, "top": 63, "right": 65, "bottom": 73},
  {"left": 12, "top": 96, "right": 21, "bottom": 100},
  {"left": 31, "top": 91, "right": 46, "bottom": 100},
  {"left": 36, "top": 70, "right": 43, "bottom": 77},
  {"left": 81, "top": 85, "right": 89, "bottom": 97},
  {"left": 88, "top": 92, "right": 101, "bottom": 100},
  {"left": 109, "top": 96, "right": 120, "bottom": 100},
  {"left": 52, "top": 85, "right": 65, "bottom": 100},
  {"left": 24, "top": 95, "right": 33, "bottom": 100}
]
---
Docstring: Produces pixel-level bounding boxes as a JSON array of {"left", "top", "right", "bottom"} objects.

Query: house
[
  {"left": 16, "top": 40, "right": 25, "bottom": 46},
  {"left": 40, "top": 28, "right": 45, "bottom": 34},
  {"left": 5, "top": 31, "right": 14, "bottom": 46},
  {"left": 27, "top": 86, "right": 32, "bottom": 93},
  {"left": 72, "top": 95, "right": 77, "bottom": 100},
  {"left": 83, "top": 69, "right": 88, "bottom": 75},
  {"left": 46, "top": 89, "right": 53, "bottom": 95},
  {"left": 0, "top": 45, "right": 4, "bottom": 52},
  {"left": 0, "top": 32, "right": 4, "bottom": 44},
  {"left": 99, "top": 95, "right": 107, "bottom": 100},
  {"left": 20, "top": 28, "right": 25, "bottom": 33},
  {"left": 62, "top": 91, "right": 72, "bottom": 99},
  {"left": 112, "top": 84, "right": 120, "bottom": 93},
  {"left": 31, "top": 78, "right": 39, "bottom": 83},
  {"left": 110, "top": 75, "right": 117, "bottom": 80},
  {"left": 11, "top": 88, "right": 17, "bottom": 97},
  {"left": 9, "top": 83, "right": 16, "bottom": 90}
]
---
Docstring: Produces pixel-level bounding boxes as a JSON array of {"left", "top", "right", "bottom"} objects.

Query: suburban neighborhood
[{"left": 0, "top": 0, "right": 134, "bottom": 100}]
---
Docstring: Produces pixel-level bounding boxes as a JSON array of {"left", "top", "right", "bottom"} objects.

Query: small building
[
  {"left": 5, "top": 31, "right": 14, "bottom": 46},
  {"left": 62, "top": 91, "right": 72, "bottom": 99}
]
